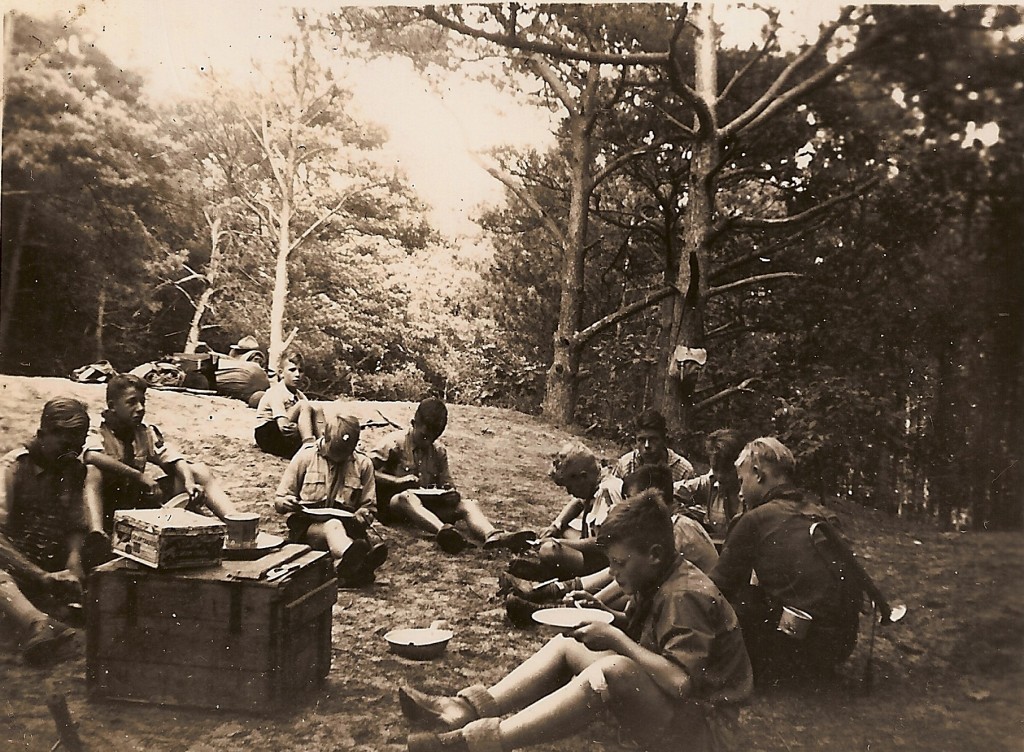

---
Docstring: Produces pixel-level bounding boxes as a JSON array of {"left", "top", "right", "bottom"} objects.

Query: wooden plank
[
  {"left": 90, "top": 620, "right": 271, "bottom": 670},
  {"left": 90, "top": 574, "right": 275, "bottom": 625},
  {"left": 284, "top": 578, "right": 337, "bottom": 626},
  {"left": 89, "top": 661, "right": 273, "bottom": 712}
]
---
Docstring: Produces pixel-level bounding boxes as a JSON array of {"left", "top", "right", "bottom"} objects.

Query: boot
[
  {"left": 408, "top": 718, "right": 505, "bottom": 752},
  {"left": 400, "top": 683, "right": 500, "bottom": 730},
  {"left": 437, "top": 525, "right": 469, "bottom": 555}
]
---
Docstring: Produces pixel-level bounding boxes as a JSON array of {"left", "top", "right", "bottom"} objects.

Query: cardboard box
[
  {"left": 112, "top": 508, "right": 225, "bottom": 569},
  {"left": 86, "top": 545, "right": 336, "bottom": 712}
]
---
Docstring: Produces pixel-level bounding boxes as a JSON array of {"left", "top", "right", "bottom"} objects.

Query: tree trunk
[
  {"left": 542, "top": 109, "right": 594, "bottom": 426},
  {"left": 268, "top": 195, "right": 292, "bottom": 373},
  {"left": 184, "top": 214, "right": 223, "bottom": 353},
  {"left": 95, "top": 287, "right": 106, "bottom": 361},
  {"left": 660, "top": 3, "right": 718, "bottom": 435}
]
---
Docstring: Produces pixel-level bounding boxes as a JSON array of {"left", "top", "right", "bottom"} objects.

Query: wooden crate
[
  {"left": 112, "top": 508, "right": 225, "bottom": 569},
  {"left": 86, "top": 545, "right": 336, "bottom": 713}
]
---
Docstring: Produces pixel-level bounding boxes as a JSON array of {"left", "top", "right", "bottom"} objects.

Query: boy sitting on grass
[
  {"left": 369, "top": 398, "right": 532, "bottom": 555},
  {"left": 275, "top": 413, "right": 387, "bottom": 587},
  {"left": 0, "top": 398, "right": 90, "bottom": 665},
  {"left": 254, "top": 349, "right": 321, "bottom": 459},
  {"left": 83, "top": 374, "right": 238, "bottom": 534},
  {"left": 506, "top": 442, "right": 621, "bottom": 583},
  {"left": 504, "top": 464, "right": 718, "bottom": 626},
  {"left": 399, "top": 491, "right": 753, "bottom": 752}
]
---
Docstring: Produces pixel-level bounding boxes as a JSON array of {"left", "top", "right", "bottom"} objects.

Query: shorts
[
  {"left": 375, "top": 482, "right": 459, "bottom": 525},
  {"left": 286, "top": 511, "right": 368, "bottom": 543},
  {"left": 255, "top": 421, "right": 303, "bottom": 459}
]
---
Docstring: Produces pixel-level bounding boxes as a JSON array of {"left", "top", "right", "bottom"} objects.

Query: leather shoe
[
  {"left": 482, "top": 529, "right": 536, "bottom": 552},
  {"left": 399, "top": 686, "right": 472, "bottom": 730},
  {"left": 504, "top": 594, "right": 542, "bottom": 628},
  {"left": 436, "top": 525, "right": 469, "bottom": 555}
]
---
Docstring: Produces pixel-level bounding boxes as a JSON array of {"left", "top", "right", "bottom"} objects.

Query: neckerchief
[{"left": 624, "top": 557, "right": 678, "bottom": 641}]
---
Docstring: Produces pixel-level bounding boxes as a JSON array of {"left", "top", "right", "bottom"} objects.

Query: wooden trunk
[
  {"left": 111, "top": 508, "right": 226, "bottom": 570},
  {"left": 86, "top": 544, "right": 336, "bottom": 713}
]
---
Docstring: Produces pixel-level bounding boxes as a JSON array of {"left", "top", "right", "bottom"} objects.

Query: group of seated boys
[{"left": 0, "top": 347, "right": 892, "bottom": 752}]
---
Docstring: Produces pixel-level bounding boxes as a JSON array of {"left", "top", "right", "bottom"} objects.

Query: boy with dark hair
[
  {"left": 612, "top": 409, "right": 694, "bottom": 484},
  {"left": 370, "top": 398, "right": 532, "bottom": 554},
  {"left": 400, "top": 491, "right": 752, "bottom": 752},
  {"left": 276, "top": 413, "right": 387, "bottom": 586},
  {"left": 83, "top": 374, "right": 238, "bottom": 533},
  {"left": 254, "top": 349, "right": 321, "bottom": 459},
  {"left": 710, "top": 437, "right": 892, "bottom": 683},
  {"left": 0, "top": 398, "right": 90, "bottom": 665},
  {"left": 676, "top": 428, "right": 745, "bottom": 537}
]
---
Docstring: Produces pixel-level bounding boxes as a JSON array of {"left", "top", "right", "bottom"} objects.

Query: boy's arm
[
  {"left": 572, "top": 623, "right": 694, "bottom": 699},
  {"left": 85, "top": 450, "right": 161, "bottom": 495},
  {"left": 274, "top": 454, "right": 305, "bottom": 513},
  {"left": 541, "top": 499, "right": 584, "bottom": 539}
]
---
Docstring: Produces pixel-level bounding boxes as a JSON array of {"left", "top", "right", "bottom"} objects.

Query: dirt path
[{"left": 0, "top": 376, "right": 1020, "bottom": 751}]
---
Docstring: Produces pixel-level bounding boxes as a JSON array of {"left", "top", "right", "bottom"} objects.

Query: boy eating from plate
[{"left": 398, "top": 490, "right": 752, "bottom": 752}]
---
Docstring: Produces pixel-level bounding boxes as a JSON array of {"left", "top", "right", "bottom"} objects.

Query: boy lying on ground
[
  {"left": 370, "top": 398, "right": 532, "bottom": 555},
  {"left": 0, "top": 398, "right": 91, "bottom": 665},
  {"left": 83, "top": 374, "right": 238, "bottom": 537},
  {"left": 275, "top": 413, "right": 387, "bottom": 587},
  {"left": 399, "top": 491, "right": 753, "bottom": 752}
]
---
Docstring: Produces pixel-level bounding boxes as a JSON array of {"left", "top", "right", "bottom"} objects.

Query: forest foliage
[{"left": 1, "top": 6, "right": 1020, "bottom": 529}]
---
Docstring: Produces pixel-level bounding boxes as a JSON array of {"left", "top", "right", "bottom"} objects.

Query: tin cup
[
  {"left": 223, "top": 513, "right": 260, "bottom": 550},
  {"left": 777, "top": 606, "right": 813, "bottom": 639}
]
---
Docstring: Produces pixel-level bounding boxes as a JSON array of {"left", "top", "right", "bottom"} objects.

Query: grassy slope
[{"left": 0, "top": 376, "right": 1020, "bottom": 751}]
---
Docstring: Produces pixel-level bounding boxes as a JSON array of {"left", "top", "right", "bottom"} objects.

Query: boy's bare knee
[
  {"left": 586, "top": 655, "right": 646, "bottom": 700},
  {"left": 538, "top": 540, "right": 561, "bottom": 559}
]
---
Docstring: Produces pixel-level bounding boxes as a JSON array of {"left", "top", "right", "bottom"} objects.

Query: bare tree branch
[
  {"left": 718, "top": 24, "right": 779, "bottom": 104},
  {"left": 717, "top": 177, "right": 878, "bottom": 235},
  {"left": 720, "top": 7, "right": 855, "bottom": 138},
  {"left": 529, "top": 54, "right": 580, "bottom": 115},
  {"left": 473, "top": 153, "right": 568, "bottom": 247},
  {"left": 286, "top": 194, "right": 354, "bottom": 255},
  {"left": 708, "top": 272, "right": 802, "bottom": 298},
  {"left": 694, "top": 377, "right": 758, "bottom": 411},
  {"left": 569, "top": 285, "right": 678, "bottom": 346},
  {"left": 590, "top": 143, "right": 660, "bottom": 192},
  {"left": 419, "top": 6, "right": 671, "bottom": 66}
]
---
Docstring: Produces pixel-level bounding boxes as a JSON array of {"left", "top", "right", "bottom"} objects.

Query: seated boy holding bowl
[{"left": 399, "top": 490, "right": 753, "bottom": 752}]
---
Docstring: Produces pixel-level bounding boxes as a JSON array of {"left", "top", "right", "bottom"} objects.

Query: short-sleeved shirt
[
  {"left": 672, "top": 514, "right": 719, "bottom": 574},
  {"left": 0, "top": 446, "right": 87, "bottom": 573},
  {"left": 628, "top": 558, "right": 753, "bottom": 708},
  {"left": 613, "top": 448, "right": 695, "bottom": 484},
  {"left": 676, "top": 471, "right": 741, "bottom": 536},
  {"left": 710, "top": 486, "right": 853, "bottom": 624},
  {"left": 276, "top": 443, "right": 376, "bottom": 514},
  {"left": 574, "top": 472, "right": 623, "bottom": 538},
  {"left": 86, "top": 417, "right": 183, "bottom": 473},
  {"left": 255, "top": 380, "right": 307, "bottom": 428},
  {"left": 369, "top": 429, "right": 453, "bottom": 489}
]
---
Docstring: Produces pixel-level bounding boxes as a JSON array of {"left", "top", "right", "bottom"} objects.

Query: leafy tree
[{"left": 1, "top": 12, "right": 191, "bottom": 372}]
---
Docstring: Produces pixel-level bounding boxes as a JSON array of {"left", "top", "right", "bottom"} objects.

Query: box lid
[{"left": 113, "top": 508, "right": 227, "bottom": 535}]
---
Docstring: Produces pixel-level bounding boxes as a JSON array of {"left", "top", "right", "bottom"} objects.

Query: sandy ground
[{"left": 0, "top": 375, "right": 1020, "bottom": 751}]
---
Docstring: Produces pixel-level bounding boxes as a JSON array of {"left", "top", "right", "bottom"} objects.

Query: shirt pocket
[
  {"left": 300, "top": 471, "right": 327, "bottom": 502},
  {"left": 336, "top": 482, "right": 363, "bottom": 511}
]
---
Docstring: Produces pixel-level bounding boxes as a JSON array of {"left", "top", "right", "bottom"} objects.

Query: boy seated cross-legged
[
  {"left": 275, "top": 413, "right": 387, "bottom": 587},
  {"left": 399, "top": 491, "right": 753, "bottom": 752},
  {"left": 83, "top": 374, "right": 238, "bottom": 536},
  {"left": 369, "top": 398, "right": 533, "bottom": 555}
]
